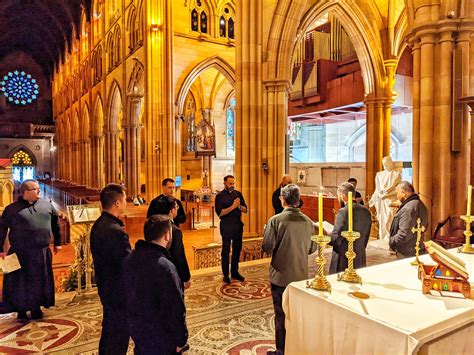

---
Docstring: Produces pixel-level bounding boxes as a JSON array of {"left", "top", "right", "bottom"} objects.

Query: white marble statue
[{"left": 369, "top": 156, "right": 401, "bottom": 249}]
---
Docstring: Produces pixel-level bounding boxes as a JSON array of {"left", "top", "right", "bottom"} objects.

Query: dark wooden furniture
[
  {"left": 432, "top": 216, "right": 469, "bottom": 248},
  {"left": 300, "top": 194, "right": 340, "bottom": 224}
]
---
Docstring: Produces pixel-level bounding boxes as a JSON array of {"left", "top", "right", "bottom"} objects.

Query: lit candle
[
  {"left": 348, "top": 191, "right": 353, "bottom": 232},
  {"left": 467, "top": 185, "right": 472, "bottom": 216},
  {"left": 318, "top": 193, "right": 323, "bottom": 236}
]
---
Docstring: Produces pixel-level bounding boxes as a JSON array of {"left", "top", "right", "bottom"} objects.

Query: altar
[{"left": 283, "top": 251, "right": 474, "bottom": 354}]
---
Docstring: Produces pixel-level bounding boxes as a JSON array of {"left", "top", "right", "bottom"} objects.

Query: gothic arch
[
  {"left": 175, "top": 56, "right": 235, "bottom": 115},
  {"left": 82, "top": 102, "right": 91, "bottom": 140},
  {"left": 93, "top": 94, "right": 104, "bottom": 136},
  {"left": 8, "top": 145, "right": 38, "bottom": 165},
  {"left": 106, "top": 80, "right": 123, "bottom": 132},
  {"left": 266, "top": 0, "right": 386, "bottom": 95},
  {"left": 127, "top": 59, "right": 145, "bottom": 96}
]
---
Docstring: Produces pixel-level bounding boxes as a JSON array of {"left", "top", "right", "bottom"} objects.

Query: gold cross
[{"left": 411, "top": 218, "right": 425, "bottom": 266}]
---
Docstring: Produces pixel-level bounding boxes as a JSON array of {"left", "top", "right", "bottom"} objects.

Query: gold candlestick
[
  {"left": 307, "top": 234, "right": 332, "bottom": 292},
  {"left": 337, "top": 230, "right": 362, "bottom": 283},
  {"left": 459, "top": 215, "right": 474, "bottom": 254},
  {"left": 410, "top": 218, "right": 425, "bottom": 266}
]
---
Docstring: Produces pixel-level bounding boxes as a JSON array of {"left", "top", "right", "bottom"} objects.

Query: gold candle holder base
[
  {"left": 459, "top": 215, "right": 474, "bottom": 254},
  {"left": 337, "top": 231, "right": 362, "bottom": 284},
  {"left": 306, "top": 234, "right": 332, "bottom": 292}
]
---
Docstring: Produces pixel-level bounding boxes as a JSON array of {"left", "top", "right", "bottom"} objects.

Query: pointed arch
[
  {"left": 107, "top": 80, "right": 123, "bottom": 131},
  {"left": 175, "top": 56, "right": 235, "bottom": 115},
  {"left": 8, "top": 145, "right": 38, "bottom": 166},
  {"left": 127, "top": 59, "right": 145, "bottom": 96},
  {"left": 93, "top": 94, "right": 104, "bottom": 136},
  {"left": 82, "top": 103, "right": 91, "bottom": 140},
  {"left": 267, "top": 0, "right": 386, "bottom": 95},
  {"left": 72, "top": 109, "right": 80, "bottom": 142}
]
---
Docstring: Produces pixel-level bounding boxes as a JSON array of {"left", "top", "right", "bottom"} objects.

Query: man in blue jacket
[{"left": 124, "top": 214, "right": 188, "bottom": 354}]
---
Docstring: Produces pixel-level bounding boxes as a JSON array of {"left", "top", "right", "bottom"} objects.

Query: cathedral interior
[{"left": 0, "top": 0, "right": 473, "bottom": 353}]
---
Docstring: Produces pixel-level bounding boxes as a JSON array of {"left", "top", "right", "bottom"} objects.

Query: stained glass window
[
  {"left": 227, "top": 97, "right": 236, "bottom": 156},
  {"left": 228, "top": 18, "right": 234, "bottom": 39},
  {"left": 191, "top": 9, "right": 199, "bottom": 31},
  {"left": 220, "top": 16, "right": 226, "bottom": 37},
  {"left": 1, "top": 71, "right": 39, "bottom": 105},
  {"left": 200, "top": 11, "right": 208, "bottom": 33}
]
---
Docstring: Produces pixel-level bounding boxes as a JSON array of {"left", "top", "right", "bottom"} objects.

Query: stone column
[
  {"left": 125, "top": 95, "right": 143, "bottom": 197},
  {"left": 411, "top": 38, "right": 421, "bottom": 190},
  {"left": 144, "top": 0, "right": 175, "bottom": 201},
  {"left": 83, "top": 138, "right": 91, "bottom": 187},
  {"left": 364, "top": 95, "right": 393, "bottom": 196}
]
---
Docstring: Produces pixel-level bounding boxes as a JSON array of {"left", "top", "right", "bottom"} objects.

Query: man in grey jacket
[
  {"left": 389, "top": 181, "right": 428, "bottom": 258},
  {"left": 262, "top": 184, "right": 317, "bottom": 355},
  {"left": 330, "top": 182, "right": 372, "bottom": 274}
]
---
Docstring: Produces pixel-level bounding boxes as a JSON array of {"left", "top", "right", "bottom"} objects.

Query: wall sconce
[{"left": 150, "top": 24, "right": 163, "bottom": 32}]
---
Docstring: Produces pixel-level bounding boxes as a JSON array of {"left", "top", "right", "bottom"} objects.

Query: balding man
[
  {"left": 389, "top": 181, "right": 428, "bottom": 259},
  {"left": 272, "top": 175, "right": 303, "bottom": 214},
  {"left": 0, "top": 179, "right": 62, "bottom": 323}
]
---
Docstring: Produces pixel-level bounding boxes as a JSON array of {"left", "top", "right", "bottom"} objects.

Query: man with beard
[
  {"left": 215, "top": 175, "right": 247, "bottom": 283},
  {"left": 0, "top": 179, "right": 62, "bottom": 323}
]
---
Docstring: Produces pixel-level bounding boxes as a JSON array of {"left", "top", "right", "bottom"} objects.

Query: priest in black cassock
[{"left": 0, "top": 179, "right": 62, "bottom": 323}]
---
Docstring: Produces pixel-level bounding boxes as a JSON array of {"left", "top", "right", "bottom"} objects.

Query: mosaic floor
[{"left": 0, "top": 243, "right": 395, "bottom": 354}]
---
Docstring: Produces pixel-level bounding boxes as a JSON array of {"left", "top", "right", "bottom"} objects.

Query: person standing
[
  {"left": 0, "top": 179, "right": 62, "bottom": 323},
  {"left": 124, "top": 215, "right": 188, "bottom": 354},
  {"left": 147, "top": 178, "right": 186, "bottom": 227},
  {"left": 348, "top": 177, "right": 364, "bottom": 205},
  {"left": 262, "top": 184, "right": 317, "bottom": 355},
  {"left": 150, "top": 195, "right": 191, "bottom": 289},
  {"left": 271, "top": 175, "right": 303, "bottom": 214},
  {"left": 90, "top": 184, "right": 131, "bottom": 355},
  {"left": 215, "top": 175, "right": 247, "bottom": 283},
  {"left": 389, "top": 181, "right": 429, "bottom": 259},
  {"left": 329, "top": 182, "right": 372, "bottom": 274}
]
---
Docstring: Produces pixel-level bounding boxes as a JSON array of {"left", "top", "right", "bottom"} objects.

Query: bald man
[{"left": 272, "top": 175, "right": 303, "bottom": 214}]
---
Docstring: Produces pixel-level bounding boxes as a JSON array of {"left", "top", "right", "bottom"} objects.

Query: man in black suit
[
  {"left": 151, "top": 195, "right": 191, "bottom": 289},
  {"left": 124, "top": 215, "right": 188, "bottom": 354},
  {"left": 329, "top": 182, "right": 372, "bottom": 274},
  {"left": 90, "top": 184, "right": 131, "bottom": 355},
  {"left": 147, "top": 178, "right": 186, "bottom": 227}
]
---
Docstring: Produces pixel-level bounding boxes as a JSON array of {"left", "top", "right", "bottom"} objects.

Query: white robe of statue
[{"left": 369, "top": 156, "right": 401, "bottom": 249}]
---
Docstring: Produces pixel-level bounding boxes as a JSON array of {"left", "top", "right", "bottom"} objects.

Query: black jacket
[
  {"left": 90, "top": 212, "right": 131, "bottom": 308},
  {"left": 329, "top": 203, "right": 372, "bottom": 274},
  {"left": 271, "top": 187, "right": 303, "bottom": 215},
  {"left": 124, "top": 240, "right": 188, "bottom": 353},
  {"left": 170, "top": 223, "right": 191, "bottom": 283},
  {"left": 147, "top": 195, "right": 186, "bottom": 227},
  {"left": 389, "top": 194, "right": 428, "bottom": 257}
]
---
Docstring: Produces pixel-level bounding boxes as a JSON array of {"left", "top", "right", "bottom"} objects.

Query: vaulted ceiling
[{"left": 0, "top": 0, "right": 92, "bottom": 78}]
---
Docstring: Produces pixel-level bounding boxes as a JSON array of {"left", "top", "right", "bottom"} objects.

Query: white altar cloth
[{"left": 283, "top": 251, "right": 474, "bottom": 354}]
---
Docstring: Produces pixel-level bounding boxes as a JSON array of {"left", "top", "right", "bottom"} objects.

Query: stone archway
[
  {"left": 92, "top": 95, "right": 105, "bottom": 188},
  {"left": 105, "top": 81, "right": 123, "bottom": 183}
]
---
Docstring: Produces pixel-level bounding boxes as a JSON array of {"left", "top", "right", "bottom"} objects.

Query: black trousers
[
  {"left": 220, "top": 223, "right": 243, "bottom": 277},
  {"left": 271, "top": 283, "right": 287, "bottom": 354},
  {"left": 99, "top": 305, "right": 130, "bottom": 355}
]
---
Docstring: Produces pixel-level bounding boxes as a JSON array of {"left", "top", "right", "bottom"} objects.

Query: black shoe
[
  {"left": 17, "top": 311, "right": 28, "bottom": 323},
  {"left": 231, "top": 273, "right": 245, "bottom": 282},
  {"left": 31, "top": 308, "right": 43, "bottom": 320},
  {"left": 223, "top": 276, "right": 231, "bottom": 284}
]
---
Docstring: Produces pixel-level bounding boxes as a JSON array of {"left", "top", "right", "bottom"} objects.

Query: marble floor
[{"left": 0, "top": 243, "right": 395, "bottom": 354}]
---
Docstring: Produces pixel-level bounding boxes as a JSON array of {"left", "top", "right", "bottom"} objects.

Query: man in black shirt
[
  {"left": 271, "top": 175, "right": 303, "bottom": 214},
  {"left": 151, "top": 196, "right": 191, "bottom": 289},
  {"left": 215, "top": 175, "right": 247, "bottom": 283},
  {"left": 90, "top": 184, "right": 131, "bottom": 355},
  {"left": 348, "top": 177, "right": 364, "bottom": 205},
  {"left": 147, "top": 178, "right": 186, "bottom": 227}
]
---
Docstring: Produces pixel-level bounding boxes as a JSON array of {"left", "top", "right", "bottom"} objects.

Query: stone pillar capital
[
  {"left": 364, "top": 94, "right": 394, "bottom": 107},
  {"left": 459, "top": 96, "right": 474, "bottom": 112},
  {"left": 127, "top": 93, "right": 144, "bottom": 102},
  {"left": 263, "top": 79, "right": 290, "bottom": 93}
]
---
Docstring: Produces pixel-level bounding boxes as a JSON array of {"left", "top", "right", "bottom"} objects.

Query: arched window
[
  {"left": 191, "top": 9, "right": 199, "bottom": 31},
  {"left": 185, "top": 98, "right": 196, "bottom": 152},
  {"left": 137, "top": 1, "right": 144, "bottom": 44},
  {"left": 107, "top": 33, "right": 114, "bottom": 70},
  {"left": 97, "top": 45, "right": 102, "bottom": 80},
  {"left": 128, "top": 8, "right": 138, "bottom": 53},
  {"left": 200, "top": 11, "right": 208, "bottom": 33},
  {"left": 219, "top": 16, "right": 226, "bottom": 37},
  {"left": 11, "top": 150, "right": 35, "bottom": 182},
  {"left": 228, "top": 18, "right": 234, "bottom": 39},
  {"left": 226, "top": 97, "right": 236, "bottom": 156},
  {"left": 114, "top": 26, "right": 121, "bottom": 65}
]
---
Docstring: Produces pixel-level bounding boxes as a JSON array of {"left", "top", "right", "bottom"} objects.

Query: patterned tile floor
[{"left": 0, "top": 243, "right": 395, "bottom": 354}]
